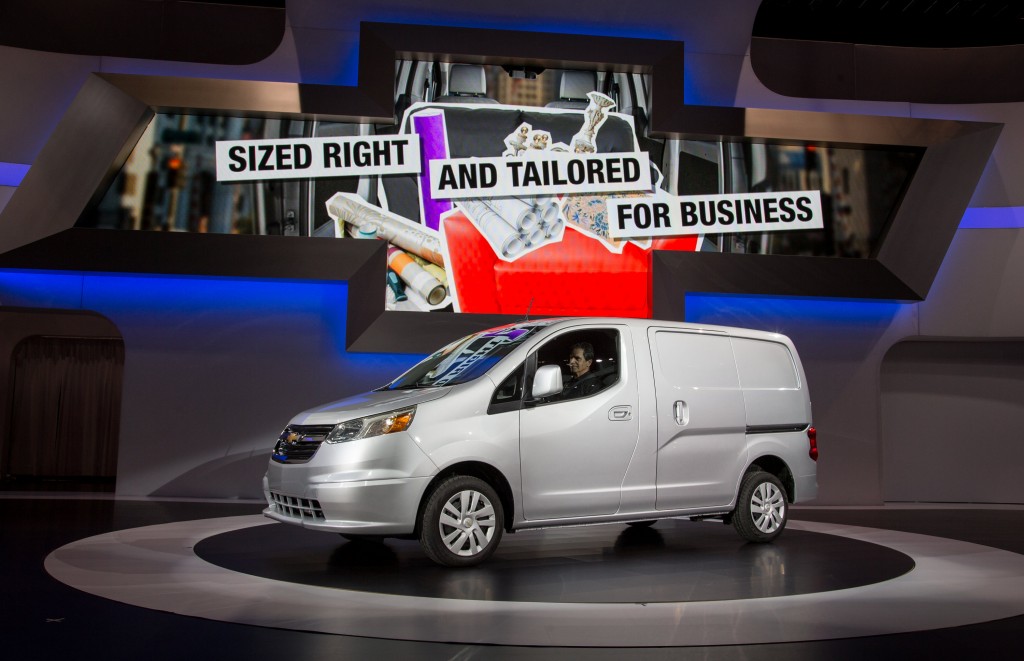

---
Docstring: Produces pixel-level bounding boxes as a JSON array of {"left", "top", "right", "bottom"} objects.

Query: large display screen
[{"left": 79, "top": 63, "right": 922, "bottom": 318}]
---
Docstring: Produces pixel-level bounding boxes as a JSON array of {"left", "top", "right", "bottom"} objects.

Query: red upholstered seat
[
  {"left": 442, "top": 211, "right": 502, "bottom": 312},
  {"left": 442, "top": 212, "right": 696, "bottom": 317}
]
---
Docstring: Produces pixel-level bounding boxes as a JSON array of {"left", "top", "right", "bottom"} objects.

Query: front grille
[
  {"left": 271, "top": 424, "right": 335, "bottom": 464},
  {"left": 269, "top": 491, "right": 325, "bottom": 522}
]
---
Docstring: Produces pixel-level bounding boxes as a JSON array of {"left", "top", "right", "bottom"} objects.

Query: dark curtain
[{"left": 6, "top": 337, "right": 124, "bottom": 478}]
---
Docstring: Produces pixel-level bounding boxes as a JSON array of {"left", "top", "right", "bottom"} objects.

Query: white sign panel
[
  {"left": 429, "top": 152, "right": 652, "bottom": 200},
  {"left": 215, "top": 135, "right": 421, "bottom": 182},
  {"left": 607, "top": 190, "right": 824, "bottom": 239}
]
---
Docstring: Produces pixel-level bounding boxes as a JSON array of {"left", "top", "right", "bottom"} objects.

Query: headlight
[{"left": 324, "top": 406, "right": 416, "bottom": 444}]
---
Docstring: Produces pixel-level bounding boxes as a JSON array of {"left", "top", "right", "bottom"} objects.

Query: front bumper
[
  {"left": 262, "top": 429, "right": 438, "bottom": 535},
  {"left": 263, "top": 474, "right": 434, "bottom": 535}
]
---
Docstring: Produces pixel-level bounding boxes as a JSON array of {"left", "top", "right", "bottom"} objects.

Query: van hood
[{"left": 289, "top": 387, "right": 453, "bottom": 426}]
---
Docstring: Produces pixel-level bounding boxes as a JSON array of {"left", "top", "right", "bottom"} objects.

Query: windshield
[{"left": 379, "top": 322, "right": 553, "bottom": 390}]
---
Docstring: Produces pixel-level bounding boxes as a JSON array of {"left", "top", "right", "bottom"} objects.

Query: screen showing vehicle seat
[{"left": 79, "top": 63, "right": 922, "bottom": 319}]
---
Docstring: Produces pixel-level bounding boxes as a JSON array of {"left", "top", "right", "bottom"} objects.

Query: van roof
[{"left": 499, "top": 317, "right": 795, "bottom": 345}]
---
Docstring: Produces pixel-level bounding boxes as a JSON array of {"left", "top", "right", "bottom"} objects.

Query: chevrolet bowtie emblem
[{"left": 286, "top": 432, "right": 302, "bottom": 444}]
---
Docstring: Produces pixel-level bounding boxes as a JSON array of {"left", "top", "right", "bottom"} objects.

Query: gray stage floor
[{"left": 5, "top": 495, "right": 1024, "bottom": 660}]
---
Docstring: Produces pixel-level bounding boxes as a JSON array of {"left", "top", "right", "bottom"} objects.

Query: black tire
[
  {"left": 419, "top": 475, "right": 504, "bottom": 567},
  {"left": 626, "top": 520, "right": 657, "bottom": 528},
  {"left": 732, "top": 470, "right": 788, "bottom": 543}
]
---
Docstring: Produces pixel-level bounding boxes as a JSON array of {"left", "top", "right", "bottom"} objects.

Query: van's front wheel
[
  {"left": 419, "top": 475, "right": 504, "bottom": 567},
  {"left": 733, "top": 471, "right": 788, "bottom": 543}
]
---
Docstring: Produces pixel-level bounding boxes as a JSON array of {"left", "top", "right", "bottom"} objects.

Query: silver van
[{"left": 263, "top": 318, "right": 818, "bottom": 566}]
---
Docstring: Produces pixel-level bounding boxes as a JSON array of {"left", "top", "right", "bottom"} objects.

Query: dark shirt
[{"left": 561, "top": 370, "right": 604, "bottom": 400}]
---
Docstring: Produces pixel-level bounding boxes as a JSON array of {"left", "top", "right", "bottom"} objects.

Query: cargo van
[{"left": 263, "top": 318, "right": 818, "bottom": 566}]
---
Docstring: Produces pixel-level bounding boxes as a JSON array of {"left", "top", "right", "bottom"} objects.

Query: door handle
[
  {"left": 673, "top": 400, "right": 689, "bottom": 426},
  {"left": 609, "top": 405, "right": 632, "bottom": 421}
]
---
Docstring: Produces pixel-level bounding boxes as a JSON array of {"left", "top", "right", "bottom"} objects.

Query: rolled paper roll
[
  {"left": 457, "top": 199, "right": 527, "bottom": 258},
  {"left": 504, "top": 236, "right": 526, "bottom": 258},
  {"left": 387, "top": 246, "right": 447, "bottom": 306},
  {"left": 412, "top": 109, "right": 453, "bottom": 232},
  {"left": 326, "top": 193, "right": 445, "bottom": 266},
  {"left": 512, "top": 195, "right": 559, "bottom": 237},
  {"left": 518, "top": 210, "right": 540, "bottom": 234},
  {"left": 410, "top": 254, "right": 449, "bottom": 287},
  {"left": 540, "top": 217, "right": 564, "bottom": 239},
  {"left": 532, "top": 196, "right": 561, "bottom": 225},
  {"left": 512, "top": 214, "right": 537, "bottom": 236},
  {"left": 522, "top": 226, "right": 546, "bottom": 247},
  {"left": 421, "top": 263, "right": 448, "bottom": 286},
  {"left": 480, "top": 197, "right": 537, "bottom": 232},
  {"left": 344, "top": 221, "right": 374, "bottom": 240},
  {"left": 515, "top": 195, "right": 551, "bottom": 209}
]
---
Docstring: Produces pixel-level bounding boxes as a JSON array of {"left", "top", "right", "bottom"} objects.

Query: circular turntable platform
[
  {"left": 195, "top": 517, "right": 912, "bottom": 603},
  {"left": 44, "top": 515, "right": 1024, "bottom": 646}
]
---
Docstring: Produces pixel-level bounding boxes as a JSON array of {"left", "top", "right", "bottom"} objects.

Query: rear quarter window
[{"left": 731, "top": 338, "right": 800, "bottom": 390}]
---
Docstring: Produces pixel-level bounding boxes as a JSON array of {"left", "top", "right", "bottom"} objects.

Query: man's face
[{"left": 568, "top": 348, "right": 592, "bottom": 378}]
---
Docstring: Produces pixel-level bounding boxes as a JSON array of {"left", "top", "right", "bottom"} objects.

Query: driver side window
[{"left": 534, "top": 328, "right": 620, "bottom": 403}]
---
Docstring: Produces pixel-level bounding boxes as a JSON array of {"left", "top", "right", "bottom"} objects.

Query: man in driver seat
[{"left": 562, "top": 341, "right": 604, "bottom": 400}]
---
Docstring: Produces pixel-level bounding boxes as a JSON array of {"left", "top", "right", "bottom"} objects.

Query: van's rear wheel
[
  {"left": 733, "top": 471, "right": 788, "bottom": 543},
  {"left": 419, "top": 475, "right": 504, "bottom": 567}
]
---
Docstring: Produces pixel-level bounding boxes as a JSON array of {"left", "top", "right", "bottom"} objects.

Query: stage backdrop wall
[
  {"left": 881, "top": 340, "right": 1024, "bottom": 504},
  {"left": 1, "top": 1, "right": 1024, "bottom": 503},
  {"left": 0, "top": 225, "right": 1021, "bottom": 504},
  {"left": 880, "top": 228, "right": 1024, "bottom": 504},
  {"left": 0, "top": 272, "right": 420, "bottom": 498}
]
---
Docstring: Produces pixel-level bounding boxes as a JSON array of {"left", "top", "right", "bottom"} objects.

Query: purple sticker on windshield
[{"left": 482, "top": 328, "right": 529, "bottom": 341}]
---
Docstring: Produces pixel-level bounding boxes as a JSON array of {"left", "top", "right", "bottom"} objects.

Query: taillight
[{"left": 808, "top": 426, "right": 818, "bottom": 461}]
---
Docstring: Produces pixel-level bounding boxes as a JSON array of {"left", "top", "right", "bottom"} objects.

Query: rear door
[{"left": 649, "top": 329, "right": 747, "bottom": 510}]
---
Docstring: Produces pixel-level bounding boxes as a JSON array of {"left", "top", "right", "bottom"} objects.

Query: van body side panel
[
  {"left": 794, "top": 471, "right": 819, "bottom": 502},
  {"left": 520, "top": 326, "right": 640, "bottom": 520},
  {"left": 746, "top": 432, "right": 819, "bottom": 503},
  {"left": 733, "top": 335, "right": 817, "bottom": 503},
  {"left": 649, "top": 329, "right": 748, "bottom": 510},
  {"left": 412, "top": 379, "right": 523, "bottom": 509},
  {"left": 732, "top": 337, "right": 810, "bottom": 429}
]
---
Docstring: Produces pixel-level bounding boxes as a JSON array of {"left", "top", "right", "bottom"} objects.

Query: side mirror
[{"left": 531, "top": 364, "right": 563, "bottom": 399}]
